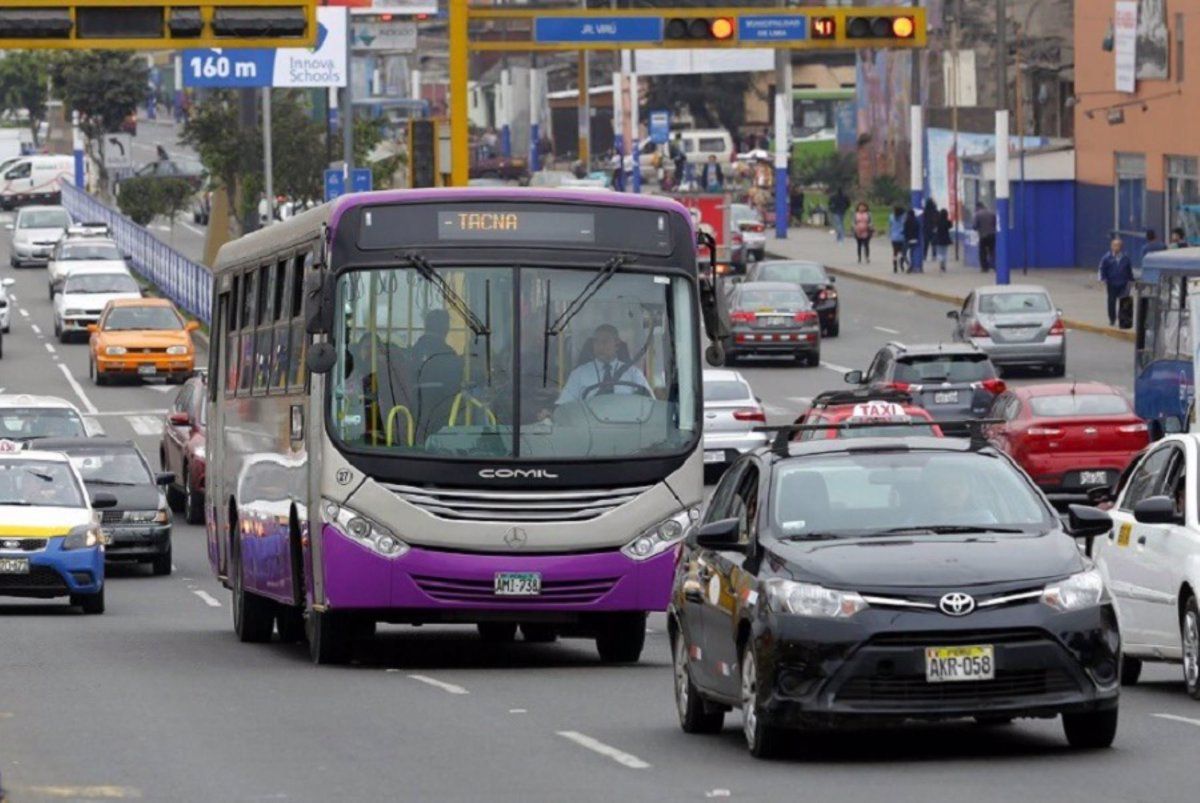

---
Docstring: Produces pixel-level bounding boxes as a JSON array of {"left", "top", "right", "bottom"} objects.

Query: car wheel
[
  {"left": 804, "top": 350, "right": 821, "bottom": 367},
  {"left": 1183, "top": 596, "right": 1200, "bottom": 699},
  {"left": 165, "top": 469, "right": 185, "bottom": 512},
  {"left": 151, "top": 547, "right": 172, "bottom": 576},
  {"left": 90, "top": 358, "right": 107, "bottom": 386},
  {"left": 276, "top": 606, "right": 305, "bottom": 644},
  {"left": 674, "top": 632, "right": 725, "bottom": 734},
  {"left": 47, "top": 283, "right": 53, "bottom": 301},
  {"left": 826, "top": 320, "right": 839, "bottom": 338},
  {"left": 521, "top": 623, "right": 558, "bottom": 643},
  {"left": 232, "top": 532, "right": 275, "bottom": 644},
  {"left": 595, "top": 612, "right": 647, "bottom": 663},
  {"left": 306, "top": 609, "right": 355, "bottom": 664},
  {"left": 1062, "top": 707, "right": 1118, "bottom": 749},
  {"left": 741, "top": 649, "right": 783, "bottom": 758},
  {"left": 1121, "top": 654, "right": 1143, "bottom": 686},
  {"left": 75, "top": 585, "right": 105, "bottom": 615},
  {"left": 184, "top": 469, "right": 204, "bottom": 525},
  {"left": 478, "top": 622, "right": 518, "bottom": 643},
  {"left": 1050, "top": 362, "right": 1066, "bottom": 377}
]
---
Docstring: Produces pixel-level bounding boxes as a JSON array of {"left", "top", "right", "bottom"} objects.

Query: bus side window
[
  {"left": 253, "top": 263, "right": 273, "bottom": 394},
  {"left": 226, "top": 276, "right": 240, "bottom": 397},
  {"left": 270, "top": 256, "right": 293, "bottom": 392},
  {"left": 238, "top": 269, "right": 256, "bottom": 395},
  {"left": 209, "top": 291, "right": 226, "bottom": 401},
  {"left": 289, "top": 251, "right": 312, "bottom": 391}
]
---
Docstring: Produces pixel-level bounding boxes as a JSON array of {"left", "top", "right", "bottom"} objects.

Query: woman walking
[
  {"left": 903, "top": 208, "right": 921, "bottom": 273},
  {"left": 889, "top": 206, "right": 907, "bottom": 273},
  {"left": 853, "top": 202, "right": 872, "bottom": 263},
  {"left": 922, "top": 197, "right": 939, "bottom": 259},
  {"left": 934, "top": 208, "right": 953, "bottom": 272}
]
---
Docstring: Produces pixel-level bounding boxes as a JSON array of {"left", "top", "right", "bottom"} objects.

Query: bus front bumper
[{"left": 321, "top": 524, "right": 676, "bottom": 615}]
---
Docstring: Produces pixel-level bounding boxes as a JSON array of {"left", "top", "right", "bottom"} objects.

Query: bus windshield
[{"left": 331, "top": 265, "right": 698, "bottom": 460}]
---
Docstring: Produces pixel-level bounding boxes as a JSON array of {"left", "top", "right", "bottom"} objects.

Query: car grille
[
  {"left": 384, "top": 483, "right": 651, "bottom": 523},
  {"left": 0, "top": 566, "right": 67, "bottom": 592},
  {"left": 411, "top": 575, "right": 619, "bottom": 605},
  {"left": 835, "top": 669, "right": 1080, "bottom": 703},
  {"left": 101, "top": 510, "right": 124, "bottom": 524},
  {"left": 0, "top": 539, "right": 48, "bottom": 552},
  {"left": 867, "top": 628, "right": 1047, "bottom": 646}
]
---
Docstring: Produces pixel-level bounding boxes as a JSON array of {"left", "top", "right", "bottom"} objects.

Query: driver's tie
[{"left": 601, "top": 362, "right": 614, "bottom": 394}]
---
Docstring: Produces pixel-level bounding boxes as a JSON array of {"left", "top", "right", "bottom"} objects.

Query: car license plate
[
  {"left": 704, "top": 450, "right": 725, "bottom": 464},
  {"left": 933, "top": 391, "right": 959, "bottom": 404},
  {"left": 1080, "top": 470, "right": 1109, "bottom": 486},
  {"left": 762, "top": 316, "right": 788, "bottom": 327},
  {"left": 925, "top": 645, "right": 995, "bottom": 682},
  {"left": 138, "top": 365, "right": 157, "bottom": 376},
  {"left": 494, "top": 572, "right": 541, "bottom": 596},
  {"left": 0, "top": 557, "right": 29, "bottom": 574}
]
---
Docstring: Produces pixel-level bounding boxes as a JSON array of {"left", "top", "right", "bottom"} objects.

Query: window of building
[
  {"left": 1176, "top": 12, "right": 1185, "bottom": 83},
  {"left": 1115, "top": 152, "right": 1146, "bottom": 236},
  {"left": 1166, "top": 155, "right": 1199, "bottom": 236}
]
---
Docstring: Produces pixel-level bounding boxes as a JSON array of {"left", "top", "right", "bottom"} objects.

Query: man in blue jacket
[{"left": 1098, "top": 237, "right": 1134, "bottom": 327}]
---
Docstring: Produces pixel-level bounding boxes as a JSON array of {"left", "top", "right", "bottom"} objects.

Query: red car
[
  {"left": 795, "top": 389, "right": 944, "bottom": 440},
  {"left": 160, "top": 373, "right": 207, "bottom": 524},
  {"left": 986, "top": 382, "right": 1148, "bottom": 500}
]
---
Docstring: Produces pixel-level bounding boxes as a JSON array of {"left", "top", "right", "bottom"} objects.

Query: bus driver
[{"left": 556, "top": 324, "right": 653, "bottom": 405}]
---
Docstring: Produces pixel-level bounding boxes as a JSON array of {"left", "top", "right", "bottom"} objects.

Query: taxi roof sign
[
  {"left": 0, "top": 440, "right": 23, "bottom": 453},
  {"left": 849, "top": 402, "right": 910, "bottom": 422}
]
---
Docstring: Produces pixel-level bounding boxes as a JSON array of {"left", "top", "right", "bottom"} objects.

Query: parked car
[
  {"left": 702, "top": 368, "right": 767, "bottom": 480},
  {"left": 160, "top": 373, "right": 207, "bottom": 525},
  {"left": 747, "top": 260, "right": 839, "bottom": 337},
  {"left": 0, "top": 277, "right": 14, "bottom": 334},
  {"left": 949, "top": 284, "right": 1066, "bottom": 376},
  {"left": 53, "top": 271, "right": 142, "bottom": 343},
  {"left": 730, "top": 203, "right": 766, "bottom": 261},
  {"left": 6, "top": 204, "right": 71, "bottom": 267},
  {"left": 721, "top": 281, "right": 821, "bottom": 366},
  {"left": 987, "top": 382, "right": 1149, "bottom": 502},
  {"left": 470, "top": 150, "right": 529, "bottom": 183},
  {"left": 88, "top": 298, "right": 199, "bottom": 385}
]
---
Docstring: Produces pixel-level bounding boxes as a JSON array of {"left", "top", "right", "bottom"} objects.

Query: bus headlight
[
  {"left": 322, "top": 498, "right": 409, "bottom": 559},
  {"left": 621, "top": 507, "right": 698, "bottom": 561}
]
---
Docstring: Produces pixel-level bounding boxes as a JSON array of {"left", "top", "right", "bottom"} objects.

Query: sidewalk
[{"left": 765, "top": 228, "right": 1134, "bottom": 343}]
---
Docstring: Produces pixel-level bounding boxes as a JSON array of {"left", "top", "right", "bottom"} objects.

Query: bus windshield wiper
[
  {"left": 542, "top": 254, "right": 630, "bottom": 386},
  {"left": 877, "top": 525, "right": 1026, "bottom": 535},
  {"left": 400, "top": 252, "right": 490, "bottom": 337}
]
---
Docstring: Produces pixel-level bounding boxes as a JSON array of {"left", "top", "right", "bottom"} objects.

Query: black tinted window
[{"left": 894, "top": 355, "right": 995, "bottom": 383}]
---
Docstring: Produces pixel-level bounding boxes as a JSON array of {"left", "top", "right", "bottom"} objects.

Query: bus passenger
[{"left": 410, "top": 309, "right": 465, "bottom": 438}]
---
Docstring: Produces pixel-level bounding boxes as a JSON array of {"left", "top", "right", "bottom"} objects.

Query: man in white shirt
[{"left": 556, "top": 324, "right": 653, "bottom": 405}]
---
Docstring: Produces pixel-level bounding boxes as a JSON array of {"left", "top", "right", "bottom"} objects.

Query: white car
[
  {"left": 53, "top": 271, "right": 142, "bottom": 342},
  {"left": 0, "top": 276, "right": 14, "bottom": 333},
  {"left": 47, "top": 236, "right": 129, "bottom": 300},
  {"left": 702, "top": 368, "right": 767, "bottom": 478},
  {"left": 730, "top": 203, "right": 766, "bottom": 261},
  {"left": 7, "top": 204, "right": 71, "bottom": 267},
  {"left": 1096, "top": 433, "right": 1200, "bottom": 696},
  {"left": 0, "top": 394, "right": 100, "bottom": 439}
]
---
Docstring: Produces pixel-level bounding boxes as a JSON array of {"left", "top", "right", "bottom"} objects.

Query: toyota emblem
[
  {"left": 503, "top": 527, "right": 528, "bottom": 549},
  {"left": 939, "top": 592, "right": 976, "bottom": 616}
]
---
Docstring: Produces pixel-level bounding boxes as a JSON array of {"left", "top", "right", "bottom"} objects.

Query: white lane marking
[
  {"left": 147, "top": 384, "right": 177, "bottom": 394},
  {"left": 509, "top": 708, "right": 527, "bottom": 714},
  {"left": 705, "top": 791, "right": 732, "bottom": 799},
  {"left": 556, "top": 731, "right": 651, "bottom": 769},
  {"left": 1153, "top": 713, "right": 1200, "bottom": 727},
  {"left": 127, "top": 415, "right": 162, "bottom": 436},
  {"left": 181, "top": 221, "right": 206, "bottom": 237},
  {"left": 87, "top": 409, "right": 167, "bottom": 417},
  {"left": 192, "top": 589, "right": 222, "bottom": 607},
  {"left": 408, "top": 674, "right": 470, "bottom": 695},
  {"left": 821, "top": 360, "right": 854, "bottom": 374},
  {"left": 30, "top": 323, "right": 41, "bottom": 335},
  {"left": 788, "top": 396, "right": 811, "bottom": 406},
  {"left": 57, "top": 362, "right": 98, "bottom": 414},
  {"left": 150, "top": 224, "right": 172, "bottom": 232},
  {"left": 19, "top": 785, "right": 142, "bottom": 799},
  {"left": 873, "top": 325, "right": 901, "bottom": 334},
  {"left": 44, "top": 342, "right": 56, "bottom": 354},
  {"left": 18, "top": 308, "right": 28, "bottom": 318}
]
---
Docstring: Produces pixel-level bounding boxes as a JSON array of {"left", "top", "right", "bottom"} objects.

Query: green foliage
[
  {"left": 868, "top": 174, "right": 910, "bottom": 208},
  {"left": 353, "top": 116, "right": 407, "bottom": 190},
  {"left": 117, "top": 176, "right": 192, "bottom": 227},
  {"left": 269, "top": 90, "right": 326, "bottom": 203},
  {"left": 50, "top": 52, "right": 147, "bottom": 141},
  {"left": 794, "top": 150, "right": 857, "bottom": 194},
  {"left": 180, "top": 90, "right": 253, "bottom": 202},
  {"left": 643, "top": 73, "right": 760, "bottom": 142},
  {"left": 0, "top": 51, "right": 51, "bottom": 145}
]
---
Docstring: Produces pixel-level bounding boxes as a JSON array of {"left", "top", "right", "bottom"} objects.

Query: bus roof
[{"left": 1141, "top": 246, "right": 1200, "bottom": 280}]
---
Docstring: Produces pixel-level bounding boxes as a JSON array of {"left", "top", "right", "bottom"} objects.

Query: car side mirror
[
  {"left": 87, "top": 324, "right": 98, "bottom": 333},
  {"left": 155, "top": 472, "right": 175, "bottom": 486},
  {"left": 1067, "top": 504, "right": 1112, "bottom": 538},
  {"left": 91, "top": 492, "right": 118, "bottom": 510},
  {"left": 687, "top": 517, "right": 745, "bottom": 552},
  {"left": 1133, "top": 495, "right": 1181, "bottom": 525},
  {"left": 946, "top": 310, "right": 959, "bottom": 319},
  {"left": 844, "top": 369, "right": 864, "bottom": 385},
  {"left": 306, "top": 341, "right": 337, "bottom": 375},
  {"left": 169, "top": 411, "right": 190, "bottom": 426}
]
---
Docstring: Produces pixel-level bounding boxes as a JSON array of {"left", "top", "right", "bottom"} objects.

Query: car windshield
[
  {"left": 704, "top": 380, "right": 752, "bottom": 402},
  {"left": 64, "top": 273, "right": 139, "bottom": 294},
  {"left": 755, "top": 262, "right": 827, "bottom": 285},
  {"left": 894, "top": 354, "right": 995, "bottom": 383},
  {"left": 331, "top": 265, "right": 698, "bottom": 460},
  {"left": 0, "top": 460, "right": 85, "bottom": 507},
  {"left": 104, "top": 306, "right": 183, "bottom": 331},
  {"left": 0, "top": 408, "right": 86, "bottom": 439},
  {"left": 19, "top": 210, "right": 70, "bottom": 229},
  {"left": 737, "top": 287, "right": 809, "bottom": 309},
  {"left": 1030, "top": 394, "right": 1130, "bottom": 417},
  {"left": 67, "top": 448, "right": 152, "bottom": 485},
  {"left": 979, "top": 292, "right": 1052, "bottom": 314},
  {"left": 60, "top": 243, "right": 123, "bottom": 261},
  {"left": 772, "top": 451, "right": 1053, "bottom": 538}
]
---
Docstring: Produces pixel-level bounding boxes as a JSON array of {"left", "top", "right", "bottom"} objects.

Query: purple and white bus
[{"left": 206, "top": 189, "right": 721, "bottom": 663}]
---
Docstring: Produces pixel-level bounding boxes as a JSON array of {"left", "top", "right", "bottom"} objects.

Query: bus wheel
[
  {"left": 596, "top": 612, "right": 647, "bottom": 664},
  {"left": 232, "top": 536, "right": 274, "bottom": 643},
  {"left": 307, "top": 609, "right": 354, "bottom": 665},
  {"left": 478, "top": 622, "right": 518, "bottom": 643}
]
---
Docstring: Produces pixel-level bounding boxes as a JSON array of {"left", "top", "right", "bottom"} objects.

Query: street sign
[
  {"left": 738, "top": 15, "right": 810, "bottom": 43},
  {"left": 351, "top": 168, "right": 373, "bottom": 193},
  {"left": 352, "top": 19, "right": 417, "bottom": 51},
  {"left": 534, "top": 17, "right": 664, "bottom": 44},
  {"left": 649, "top": 110, "right": 671, "bottom": 145},
  {"left": 184, "top": 7, "right": 347, "bottom": 88},
  {"left": 324, "top": 169, "right": 345, "bottom": 202},
  {"left": 102, "top": 133, "right": 133, "bottom": 170}
]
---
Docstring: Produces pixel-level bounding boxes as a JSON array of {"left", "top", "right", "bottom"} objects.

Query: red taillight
[
  {"left": 1049, "top": 317, "right": 1066, "bottom": 336},
  {"left": 733, "top": 407, "right": 767, "bottom": 423},
  {"left": 978, "top": 378, "right": 1007, "bottom": 394},
  {"left": 817, "top": 289, "right": 838, "bottom": 301},
  {"left": 1118, "top": 422, "right": 1149, "bottom": 433},
  {"left": 1027, "top": 426, "right": 1063, "bottom": 436},
  {"left": 732, "top": 232, "right": 744, "bottom": 245},
  {"left": 741, "top": 222, "right": 764, "bottom": 233},
  {"left": 969, "top": 320, "right": 989, "bottom": 338},
  {"left": 731, "top": 310, "right": 755, "bottom": 324},
  {"left": 793, "top": 310, "right": 818, "bottom": 324},
  {"left": 885, "top": 381, "right": 911, "bottom": 391}
]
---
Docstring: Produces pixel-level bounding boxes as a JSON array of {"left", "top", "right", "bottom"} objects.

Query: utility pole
[
  {"left": 578, "top": 51, "right": 590, "bottom": 168},
  {"left": 950, "top": 0, "right": 961, "bottom": 261},
  {"left": 996, "top": 0, "right": 1008, "bottom": 112},
  {"left": 262, "top": 88, "right": 274, "bottom": 226},
  {"left": 342, "top": 11, "right": 354, "bottom": 183}
]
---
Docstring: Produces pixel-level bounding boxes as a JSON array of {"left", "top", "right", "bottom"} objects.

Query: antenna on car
[{"left": 754, "top": 419, "right": 1004, "bottom": 457}]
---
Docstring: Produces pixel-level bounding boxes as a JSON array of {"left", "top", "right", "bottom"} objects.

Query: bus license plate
[
  {"left": 138, "top": 365, "right": 157, "bottom": 376},
  {"left": 933, "top": 391, "right": 959, "bottom": 404},
  {"left": 0, "top": 557, "right": 29, "bottom": 574},
  {"left": 925, "top": 645, "right": 994, "bottom": 682},
  {"left": 495, "top": 572, "right": 541, "bottom": 596},
  {"left": 1079, "top": 470, "right": 1108, "bottom": 486}
]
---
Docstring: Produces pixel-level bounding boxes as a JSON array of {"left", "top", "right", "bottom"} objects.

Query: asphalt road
[{"left": 2, "top": 221, "right": 1197, "bottom": 803}]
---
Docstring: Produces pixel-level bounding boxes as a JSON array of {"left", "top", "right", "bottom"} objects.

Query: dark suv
[{"left": 845, "top": 342, "right": 1004, "bottom": 435}]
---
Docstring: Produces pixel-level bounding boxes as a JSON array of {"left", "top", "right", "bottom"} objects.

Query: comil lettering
[
  {"left": 479, "top": 468, "right": 560, "bottom": 479},
  {"left": 458, "top": 212, "right": 521, "bottom": 232}
]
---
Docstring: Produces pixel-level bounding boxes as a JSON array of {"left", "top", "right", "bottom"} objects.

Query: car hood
[
  {"left": 97, "top": 330, "right": 192, "bottom": 348},
  {"left": 85, "top": 482, "right": 161, "bottom": 511},
  {"left": 57, "top": 259, "right": 128, "bottom": 273},
  {"left": 14, "top": 227, "right": 65, "bottom": 243},
  {"left": 0, "top": 505, "right": 91, "bottom": 535},
  {"left": 60, "top": 291, "right": 142, "bottom": 311},
  {"left": 772, "top": 530, "right": 1083, "bottom": 590}
]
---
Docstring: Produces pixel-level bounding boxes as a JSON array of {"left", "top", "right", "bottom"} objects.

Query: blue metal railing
[{"left": 60, "top": 182, "right": 212, "bottom": 325}]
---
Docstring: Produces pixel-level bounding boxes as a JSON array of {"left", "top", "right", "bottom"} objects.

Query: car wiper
[
  {"left": 781, "top": 531, "right": 852, "bottom": 541},
  {"left": 85, "top": 479, "right": 137, "bottom": 486},
  {"left": 24, "top": 469, "right": 54, "bottom": 482},
  {"left": 878, "top": 525, "right": 1027, "bottom": 535},
  {"left": 400, "top": 252, "right": 490, "bottom": 337},
  {"left": 0, "top": 501, "right": 32, "bottom": 506}
]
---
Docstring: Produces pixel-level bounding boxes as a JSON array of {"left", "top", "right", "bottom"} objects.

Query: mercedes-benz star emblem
[
  {"left": 939, "top": 592, "right": 976, "bottom": 617},
  {"left": 503, "top": 527, "right": 528, "bottom": 549}
]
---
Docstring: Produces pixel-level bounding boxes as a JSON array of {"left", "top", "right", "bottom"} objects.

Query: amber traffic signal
[
  {"left": 846, "top": 15, "right": 917, "bottom": 40},
  {"left": 665, "top": 16, "right": 736, "bottom": 41}
]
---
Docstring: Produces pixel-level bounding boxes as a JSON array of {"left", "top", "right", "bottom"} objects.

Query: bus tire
[
  {"left": 596, "top": 612, "right": 647, "bottom": 663},
  {"left": 478, "top": 622, "right": 518, "bottom": 643},
  {"left": 231, "top": 530, "right": 274, "bottom": 644},
  {"left": 307, "top": 609, "right": 354, "bottom": 665}
]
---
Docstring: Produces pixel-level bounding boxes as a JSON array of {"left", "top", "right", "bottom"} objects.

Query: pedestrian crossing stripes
[{"left": 127, "top": 415, "right": 162, "bottom": 436}]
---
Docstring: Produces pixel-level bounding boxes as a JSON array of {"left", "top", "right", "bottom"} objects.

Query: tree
[
  {"left": 354, "top": 116, "right": 406, "bottom": 190},
  {"left": 0, "top": 51, "right": 52, "bottom": 146},
  {"left": 644, "top": 74, "right": 762, "bottom": 141},
  {"left": 180, "top": 89, "right": 256, "bottom": 224},
  {"left": 270, "top": 90, "right": 326, "bottom": 204},
  {"left": 116, "top": 176, "right": 189, "bottom": 226},
  {"left": 794, "top": 150, "right": 857, "bottom": 194}
]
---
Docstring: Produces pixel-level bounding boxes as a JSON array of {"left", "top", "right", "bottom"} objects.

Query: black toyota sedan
[
  {"left": 669, "top": 432, "right": 1119, "bottom": 758},
  {"left": 747, "top": 259, "right": 839, "bottom": 337},
  {"left": 37, "top": 438, "right": 174, "bottom": 576}
]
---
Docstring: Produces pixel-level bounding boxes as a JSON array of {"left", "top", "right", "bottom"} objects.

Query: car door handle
[{"left": 1137, "top": 535, "right": 1147, "bottom": 546}]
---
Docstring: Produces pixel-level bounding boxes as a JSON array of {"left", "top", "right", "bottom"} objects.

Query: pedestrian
[
  {"left": 790, "top": 185, "right": 805, "bottom": 225},
  {"left": 1141, "top": 228, "right": 1167, "bottom": 266},
  {"left": 922, "top": 197, "right": 938, "bottom": 259},
  {"left": 903, "top": 208, "right": 921, "bottom": 273},
  {"left": 853, "top": 201, "right": 872, "bottom": 263},
  {"left": 700, "top": 154, "right": 724, "bottom": 192},
  {"left": 974, "top": 202, "right": 997, "bottom": 272},
  {"left": 1098, "top": 237, "right": 1134, "bottom": 327},
  {"left": 828, "top": 187, "right": 850, "bottom": 243},
  {"left": 934, "top": 208, "right": 953, "bottom": 272},
  {"left": 889, "top": 206, "right": 907, "bottom": 273},
  {"left": 1171, "top": 226, "right": 1188, "bottom": 248},
  {"left": 669, "top": 134, "right": 687, "bottom": 190}
]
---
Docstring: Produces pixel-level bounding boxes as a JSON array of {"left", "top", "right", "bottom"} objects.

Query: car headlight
[
  {"left": 621, "top": 507, "right": 699, "bottom": 561},
  {"left": 765, "top": 579, "right": 868, "bottom": 619},
  {"left": 1041, "top": 569, "right": 1106, "bottom": 612},
  {"left": 62, "top": 524, "right": 103, "bottom": 550},
  {"left": 105, "top": 346, "right": 127, "bottom": 355},
  {"left": 322, "top": 498, "right": 408, "bottom": 559},
  {"left": 124, "top": 510, "right": 169, "bottom": 524},
  {"left": 166, "top": 345, "right": 189, "bottom": 355}
]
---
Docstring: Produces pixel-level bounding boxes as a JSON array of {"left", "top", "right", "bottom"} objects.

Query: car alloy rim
[
  {"left": 1186, "top": 611, "right": 1200, "bottom": 688},
  {"left": 674, "top": 637, "right": 689, "bottom": 719},
  {"left": 741, "top": 655, "right": 758, "bottom": 747}
]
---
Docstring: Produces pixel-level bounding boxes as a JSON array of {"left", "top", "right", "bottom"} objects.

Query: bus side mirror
[
  {"left": 304, "top": 271, "right": 335, "bottom": 336},
  {"left": 306, "top": 341, "right": 337, "bottom": 375}
]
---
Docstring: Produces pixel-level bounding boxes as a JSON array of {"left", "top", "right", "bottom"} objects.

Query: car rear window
[
  {"left": 1030, "top": 394, "right": 1130, "bottom": 417},
  {"left": 704, "top": 380, "right": 751, "bottom": 402},
  {"left": 61, "top": 243, "right": 122, "bottom": 261},
  {"left": 978, "top": 293, "right": 1052, "bottom": 314},
  {"left": 894, "top": 355, "right": 995, "bottom": 383},
  {"left": 737, "top": 288, "right": 810, "bottom": 309},
  {"left": 756, "top": 262, "right": 827, "bottom": 285}
]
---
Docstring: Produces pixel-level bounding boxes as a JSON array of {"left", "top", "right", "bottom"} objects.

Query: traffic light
[
  {"left": 409, "top": 119, "right": 440, "bottom": 189},
  {"left": 846, "top": 15, "right": 917, "bottom": 40},
  {"left": 664, "top": 16, "right": 736, "bottom": 42}
]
